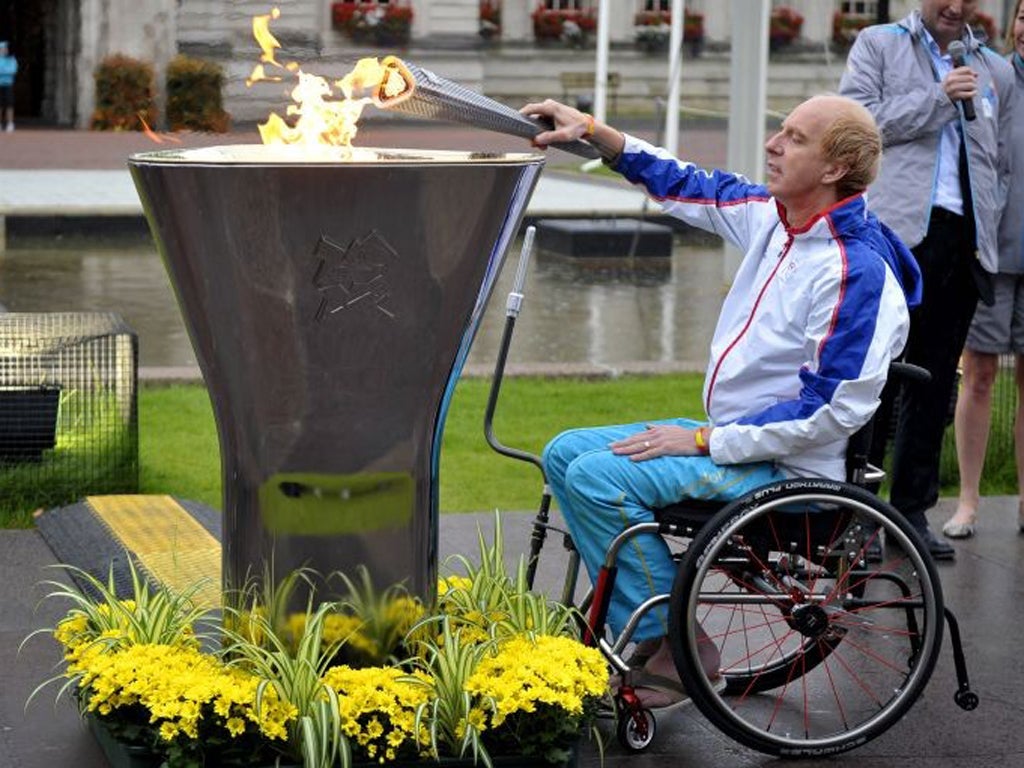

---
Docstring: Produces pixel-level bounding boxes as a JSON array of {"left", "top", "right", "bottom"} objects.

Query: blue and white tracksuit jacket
[{"left": 543, "top": 134, "right": 922, "bottom": 640}]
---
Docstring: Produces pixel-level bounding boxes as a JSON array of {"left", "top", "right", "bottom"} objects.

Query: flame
[
  {"left": 246, "top": 7, "right": 406, "bottom": 150},
  {"left": 139, "top": 113, "right": 182, "bottom": 145}
]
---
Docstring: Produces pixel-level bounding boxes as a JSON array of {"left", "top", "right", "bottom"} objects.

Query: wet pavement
[
  {"left": 4, "top": 501, "right": 1024, "bottom": 768},
  {"left": 0, "top": 232, "right": 726, "bottom": 371}
]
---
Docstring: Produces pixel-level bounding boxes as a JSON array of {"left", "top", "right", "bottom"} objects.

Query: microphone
[{"left": 948, "top": 40, "right": 976, "bottom": 121}]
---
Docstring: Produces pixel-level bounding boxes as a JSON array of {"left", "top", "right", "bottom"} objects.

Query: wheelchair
[{"left": 484, "top": 231, "right": 978, "bottom": 758}]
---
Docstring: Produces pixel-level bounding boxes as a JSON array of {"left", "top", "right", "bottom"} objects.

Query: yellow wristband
[
  {"left": 582, "top": 113, "right": 596, "bottom": 138},
  {"left": 694, "top": 426, "right": 710, "bottom": 455}
]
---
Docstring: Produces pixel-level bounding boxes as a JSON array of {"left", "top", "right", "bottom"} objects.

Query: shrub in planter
[
  {"left": 90, "top": 54, "right": 157, "bottom": 131},
  {"left": 166, "top": 55, "right": 230, "bottom": 132}
]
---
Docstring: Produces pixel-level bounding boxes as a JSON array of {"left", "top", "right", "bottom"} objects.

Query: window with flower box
[
  {"left": 839, "top": 1, "right": 878, "bottom": 15},
  {"left": 479, "top": 1, "right": 501, "bottom": 39},
  {"left": 532, "top": 1, "right": 597, "bottom": 44},
  {"left": 330, "top": 1, "right": 414, "bottom": 46},
  {"left": 769, "top": 5, "right": 804, "bottom": 49}
]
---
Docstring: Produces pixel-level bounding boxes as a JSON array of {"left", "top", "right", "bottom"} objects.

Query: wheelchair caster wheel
[
  {"left": 617, "top": 707, "right": 656, "bottom": 752},
  {"left": 954, "top": 689, "right": 979, "bottom": 711}
]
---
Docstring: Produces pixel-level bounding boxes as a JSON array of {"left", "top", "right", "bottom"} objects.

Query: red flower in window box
[
  {"left": 331, "top": 2, "right": 413, "bottom": 46},
  {"left": 531, "top": 5, "right": 597, "bottom": 43}
]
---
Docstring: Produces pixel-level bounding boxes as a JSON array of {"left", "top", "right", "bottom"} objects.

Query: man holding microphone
[{"left": 839, "top": 0, "right": 1015, "bottom": 560}]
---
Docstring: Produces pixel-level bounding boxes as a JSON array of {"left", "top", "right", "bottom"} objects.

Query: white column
[
  {"left": 792, "top": 0, "right": 830, "bottom": 46},
  {"left": 503, "top": 0, "right": 533, "bottom": 42},
  {"left": 606, "top": 1, "right": 634, "bottom": 44},
  {"left": 663, "top": 0, "right": 685, "bottom": 156},
  {"left": 594, "top": 0, "right": 611, "bottom": 121},
  {"left": 724, "top": 0, "right": 769, "bottom": 280}
]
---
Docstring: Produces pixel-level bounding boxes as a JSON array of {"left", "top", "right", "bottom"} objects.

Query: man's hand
[
  {"left": 519, "top": 99, "right": 590, "bottom": 146},
  {"left": 610, "top": 425, "right": 710, "bottom": 462},
  {"left": 943, "top": 65, "right": 978, "bottom": 106},
  {"left": 520, "top": 98, "right": 625, "bottom": 161}
]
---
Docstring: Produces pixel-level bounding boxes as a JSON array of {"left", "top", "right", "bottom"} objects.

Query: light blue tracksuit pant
[{"left": 542, "top": 418, "right": 784, "bottom": 641}]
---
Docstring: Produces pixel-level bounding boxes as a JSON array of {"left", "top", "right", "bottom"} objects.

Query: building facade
[{"left": 0, "top": 0, "right": 1015, "bottom": 128}]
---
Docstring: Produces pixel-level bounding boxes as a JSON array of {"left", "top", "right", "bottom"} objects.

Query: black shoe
[{"left": 916, "top": 526, "right": 955, "bottom": 561}]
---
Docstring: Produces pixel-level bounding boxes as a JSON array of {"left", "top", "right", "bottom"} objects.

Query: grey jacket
[
  {"left": 998, "top": 53, "right": 1024, "bottom": 274},
  {"left": 839, "top": 10, "right": 1015, "bottom": 272}
]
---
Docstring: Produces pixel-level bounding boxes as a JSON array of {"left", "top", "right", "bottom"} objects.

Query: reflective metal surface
[{"left": 129, "top": 146, "right": 544, "bottom": 602}]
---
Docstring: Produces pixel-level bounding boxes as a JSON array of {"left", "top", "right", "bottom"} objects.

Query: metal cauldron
[{"left": 129, "top": 144, "right": 544, "bottom": 603}]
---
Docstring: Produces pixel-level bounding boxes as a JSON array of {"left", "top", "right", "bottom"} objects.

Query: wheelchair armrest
[{"left": 889, "top": 361, "right": 931, "bottom": 384}]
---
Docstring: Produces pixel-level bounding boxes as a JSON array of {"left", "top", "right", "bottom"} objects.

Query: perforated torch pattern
[{"left": 386, "top": 60, "right": 599, "bottom": 159}]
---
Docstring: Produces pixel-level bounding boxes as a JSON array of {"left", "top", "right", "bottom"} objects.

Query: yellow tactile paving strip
[{"left": 86, "top": 495, "right": 222, "bottom": 609}]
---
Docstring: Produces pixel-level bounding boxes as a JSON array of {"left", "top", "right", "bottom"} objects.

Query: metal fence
[
  {"left": 0, "top": 313, "right": 138, "bottom": 521},
  {"left": 939, "top": 355, "right": 1019, "bottom": 492}
]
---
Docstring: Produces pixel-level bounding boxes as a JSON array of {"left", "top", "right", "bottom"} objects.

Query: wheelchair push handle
[
  {"left": 506, "top": 225, "right": 535, "bottom": 319},
  {"left": 889, "top": 361, "right": 930, "bottom": 384}
]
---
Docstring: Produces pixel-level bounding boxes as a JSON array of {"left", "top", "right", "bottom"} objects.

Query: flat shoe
[
  {"left": 620, "top": 669, "right": 725, "bottom": 711},
  {"left": 628, "top": 670, "right": 688, "bottom": 710},
  {"left": 941, "top": 518, "right": 976, "bottom": 539}
]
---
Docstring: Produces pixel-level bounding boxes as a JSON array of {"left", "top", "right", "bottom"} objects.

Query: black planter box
[
  {"left": 0, "top": 385, "right": 61, "bottom": 463},
  {"left": 536, "top": 218, "right": 673, "bottom": 259}
]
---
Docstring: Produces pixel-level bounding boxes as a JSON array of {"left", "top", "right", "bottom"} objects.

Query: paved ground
[
  {"left": 4, "top": 500, "right": 1024, "bottom": 768},
  {"left": 0, "top": 119, "right": 731, "bottom": 241}
]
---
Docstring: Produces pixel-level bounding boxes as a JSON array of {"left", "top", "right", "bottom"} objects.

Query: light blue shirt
[
  {"left": 0, "top": 54, "right": 16, "bottom": 87},
  {"left": 919, "top": 26, "right": 963, "bottom": 216}
]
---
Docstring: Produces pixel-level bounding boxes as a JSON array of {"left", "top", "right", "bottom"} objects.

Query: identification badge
[{"left": 981, "top": 87, "right": 994, "bottom": 119}]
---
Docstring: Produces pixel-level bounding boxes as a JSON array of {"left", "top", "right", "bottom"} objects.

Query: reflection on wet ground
[{"left": 0, "top": 231, "right": 727, "bottom": 370}]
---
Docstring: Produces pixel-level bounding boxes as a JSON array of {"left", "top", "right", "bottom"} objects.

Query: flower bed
[{"left": 29, "top": 520, "right": 604, "bottom": 768}]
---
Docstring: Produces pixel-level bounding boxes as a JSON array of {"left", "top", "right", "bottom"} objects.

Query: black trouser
[{"left": 869, "top": 209, "right": 982, "bottom": 531}]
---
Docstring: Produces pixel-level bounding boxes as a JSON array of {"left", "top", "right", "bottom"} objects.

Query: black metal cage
[{"left": 0, "top": 313, "right": 138, "bottom": 522}]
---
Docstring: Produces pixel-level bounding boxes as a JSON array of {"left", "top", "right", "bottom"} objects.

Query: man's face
[
  {"left": 920, "top": 0, "right": 978, "bottom": 47},
  {"left": 764, "top": 99, "right": 836, "bottom": 206}
]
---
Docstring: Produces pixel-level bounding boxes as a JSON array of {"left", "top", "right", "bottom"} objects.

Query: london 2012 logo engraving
[{"left": 312, "top": 231, "right": 398, "bottom": 321}]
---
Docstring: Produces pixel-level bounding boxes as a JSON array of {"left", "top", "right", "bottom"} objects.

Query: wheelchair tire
[
  {"left": 616, "top": 707, "right": 656, "bottom": 752},
  {"left": 667, "top": 478, "right": 944, "bottom": 757}
]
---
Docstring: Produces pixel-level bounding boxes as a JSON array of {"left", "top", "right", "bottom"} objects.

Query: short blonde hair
[{"left": 816, "top": 96, "right": 882, "bottom": 198}]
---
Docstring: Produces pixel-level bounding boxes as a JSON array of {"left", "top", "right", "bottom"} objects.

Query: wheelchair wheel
[
  {"left": 668, "top": 479, "right": 944, "bottom": 757},
  {"left": 616, "top": 706, "right": 656, "bottom": 752}
]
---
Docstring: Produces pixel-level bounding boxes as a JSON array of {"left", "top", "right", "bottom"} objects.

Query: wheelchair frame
[{"left": 483, "top": 233, "right": 978, "bottom": 758}]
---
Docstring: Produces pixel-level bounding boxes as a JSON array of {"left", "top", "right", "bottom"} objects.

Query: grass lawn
[
  {"left": 131, "top": 374, "right": 707, "bottom": 519},
  {"left": 4, "top": 371, "right": 1012, "bottom": 528}
]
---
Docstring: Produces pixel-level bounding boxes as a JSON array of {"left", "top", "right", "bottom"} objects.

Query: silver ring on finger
[{"left": 644, "top": 440, "right": 651, "bottom": 449}]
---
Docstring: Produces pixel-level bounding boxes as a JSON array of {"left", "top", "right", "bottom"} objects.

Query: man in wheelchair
[{"left": 521, "top": 94, "right": 923, "bottom": 709}]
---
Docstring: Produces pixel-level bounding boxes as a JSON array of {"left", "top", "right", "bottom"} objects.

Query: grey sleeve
[{"left": 993, "top": 57, "right": 1016, "bottom": 194}]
